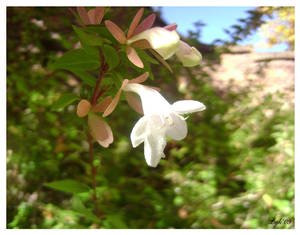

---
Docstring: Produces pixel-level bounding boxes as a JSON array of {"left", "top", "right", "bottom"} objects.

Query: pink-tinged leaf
[
  {"left": 87, "top": 9, "right": 96, "bottom": 24},
  {"left": 77, "top": 99, "right": 91, "bottom": 117},
  {"left": 129, "top": 72, "right": 149, "bottom": 84},
  {"left": 103, "top": 79, "right": 129, "bottom": 117},
  {"left": 91, "top": 96, "right": 112, "bottom": 112},
  {"left": 132, "top": 13, "right": 156, "bottom": 37},
  {"left": 127, "top": 8, "right": 144, "bottom": 38},
  {"left": 124, "top": 92, "right": 144, "bottom": 115},
  {"left": 104, "top": 20, "right": 126, "bottom": 44},
  {"left": 77, "top": 7, "right": 90, "bottom": 25},
  {"left": 130, "top": 39, "right": 152, "bottom": 49},
  {"left": 126, "top": 46, "right": 144, "bottom": 68},
  {"left": 164, "top": 23, "right": 178, "bottom": 31},
  {"left": 94, "top": 7, "right": 105, "bottom": 24},
  {"left": 88, "top": 113, "right": 113, "bottom": 148},
  {"left": 149, "top": 49, "right": 173, "bottom": 73}
]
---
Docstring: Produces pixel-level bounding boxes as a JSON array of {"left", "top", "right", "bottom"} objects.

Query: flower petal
[
  {"left": 130, "top": 39, "right": 152, "bottom": 49},
  {"left": 128, "top": 72, "right": 149, "bottom": 84},
  {"left": 77, "top": 7, "right": 90, "bottom": 25},
  {"left": 88, "top": 113, "right": 113, "bottom": 148},
  {"left": 88, "top": 9, "right": 96, "bottom": 24},
  {"left": 127, "top": 8, "right": 144, "bottom": 38},
  {"left": 123, "top": 84, "right": 171, "bottom": 116},
  {"left": 144, "top": 85, "right": 161, "bottom": 92},
  {"left": 103, "top": 79, "right": 129, "bottom": 117},
  {"left": 124, "top": 92, "right": 144, "bottom": 115},
  {"left": 126, "top": 46, "right": 144, "bottom": 68},
  {"left": 130, "top": 116, "right": 148, "bottom": 147},
  {"left": 132, "top": 13, "right": 156, "bottom": 37},
  {"left": 88, "top": 7, "right": 104, "bottom": 24},
  {"left": 172, "top": 100, "right": 206, "bottom": 114},
  {"left": 164, "top": 23, "right": 178, "bottom": 31},
  {"left": 104, "top": 20, "right": 126, "bottom": 44},
  {"left": 77, "top": 99, "right": 91, "bottom": 117},
  {"left": 175, "top": 40, "right": 202, "bottom": 67},
  {"left": 94, "top": 7, "right": 104, "bottom": 24},
  {"left": 129, "top": 27, "right": 180, "bottom": 60},
  {"left": 144, "top": 134, "right": 166, "bottom": 167},
  {"left": 165, "top": 113, "right": 187, "bottom": 140},
  {"left": 91, "top": 96, "right": 113, "bottom": 112}
]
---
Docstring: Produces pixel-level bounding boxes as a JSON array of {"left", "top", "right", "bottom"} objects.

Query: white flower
[
  {"left": 123, "top": 83, "right": 206, "bottom": 167},
  {"left": 175, "top": 40, "right": 202, "bottom": 67},
  {"left": 127, "top": 27, "right": 202, "bottom": 67},
  {"left": 127, "top": 27, "right": 180, "bottom": 60}
]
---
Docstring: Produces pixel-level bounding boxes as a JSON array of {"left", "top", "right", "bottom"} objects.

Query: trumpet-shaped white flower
[
  {"left": 123, "top": 83, "right": 206, "bottom": 167},
  {"left": 176, "top": 40, "right": 202, "bottom": 67},
  {"left": 127, "top": 27, "right": 202, "bottom": 67},
  {"left": 127, "top": 27, "right": 180, "bottom": 60}
]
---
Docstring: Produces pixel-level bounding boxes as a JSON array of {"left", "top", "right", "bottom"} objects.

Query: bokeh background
[{"left": 7, "top": 7, "right": 294, "bottom": 228}]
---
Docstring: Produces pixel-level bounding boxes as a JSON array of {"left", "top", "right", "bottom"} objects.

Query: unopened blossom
[
  {"left": 123, "top": 83, "right": 206, "bottom": 167},
  {"left": 127, "top": 26, "right": 202, "bottom": 67},
  {"left": 127, "top": 27, "right": 180, "bottom": 60}
]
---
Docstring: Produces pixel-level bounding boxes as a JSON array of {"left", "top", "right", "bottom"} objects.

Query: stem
[
  {"left": 95, "top": 87, "right": 108, "bottom": 101},
  {"left": 91, "top": 53, "right": 107, "bottom": 105},
  {"left": 87, "top": 131, "right": 101, "bottom": 218},
  {"left": 86, "top": 50, "right": 108, "bottom": 219}
]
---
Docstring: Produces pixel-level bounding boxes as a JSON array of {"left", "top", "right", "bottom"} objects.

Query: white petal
[
  {"left": 124, "top": 83, "right": 172, "bottom": 116},
  {"left": 127, "top": 27, "right": 180, "bottom": 60},
  {"left": 144, "top": 134, "right": 166, "bottom": 167},
  {"left": 130, "top": 116, "right": 148, "bottom": 147},
  {"left": 175, "top": 40, "right": 202, "bottom": 67},
  {"left": 172, "top": 100, "right": 206, "bottom": 115},
  {"left": 148, "top": 114, "right": 166, "bottom": 132},
  {"left": 165, "top": 113, "right": 187, "bottom": 140}
]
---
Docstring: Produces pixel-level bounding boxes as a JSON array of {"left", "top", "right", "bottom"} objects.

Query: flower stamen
[{"left": 164, "top": 115, "right": 174, "bottom": 126}]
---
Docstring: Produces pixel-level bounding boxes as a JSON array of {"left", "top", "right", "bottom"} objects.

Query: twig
[
  {"left": 86, "top": 131, "right": 101, "bottom": 218},
  {"left": 86, "top": 49, "right": 108, "bottom": 219},
  {"left": 91, "top": 52, "right": 107, "bottom": 105},
  {"left": 95, "top": 86, "right": 109, "bottom": 101}
]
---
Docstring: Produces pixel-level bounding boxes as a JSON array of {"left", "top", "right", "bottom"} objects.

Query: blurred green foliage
[{"left": 7, "top": 7, "right": 294, "bottom": 229}]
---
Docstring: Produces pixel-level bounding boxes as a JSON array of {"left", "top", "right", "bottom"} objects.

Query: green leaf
[
  {"left": 71, "top": 70, "right": 96, "bottom": 87},
  {"left": 49, "top": 49, "right": 100, "bottom": 71},
  {"left": 73, "top": 25, "right": 103, "bottom": 46},
  {"left": 81, "top": 45, "right": 99, "bottom": 59},
  {"left": 102, "top": 44, "right": 119, "bottom": 70},
  {"left": 137, "top": 49, "right": 159, "bottom": 64},
  {"left": 110, "top": 71, "right": 123, "bottom": 88},
  {"left": 44, "top": 179, "right": 90, "bottom": 194},
  {"left": 103, "top": 214, "right": 128, "bottom": 228},
  {"left": 72, "top": 196, "right": 100, "bottom": 222},
  {"left": 51, "top": 93, "right": 79, "bottom": 111},
  {"left": 85, "top": 25, "right": 115, "bottom": 43}
]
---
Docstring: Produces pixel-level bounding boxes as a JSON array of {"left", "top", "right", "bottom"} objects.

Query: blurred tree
[
  {"left": 257, "top": 7, "right": 294, "bottom": 50},
  {"left": 224, "top": 6, "right": 294, "bottom": 50}
]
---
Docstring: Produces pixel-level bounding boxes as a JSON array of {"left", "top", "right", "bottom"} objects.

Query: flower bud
[
  {"left": 175, "top": 40, "right": 202, "bottom": 67},
  {"left": 127, "top": 27, "right": 180, "bottom": 60}
]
